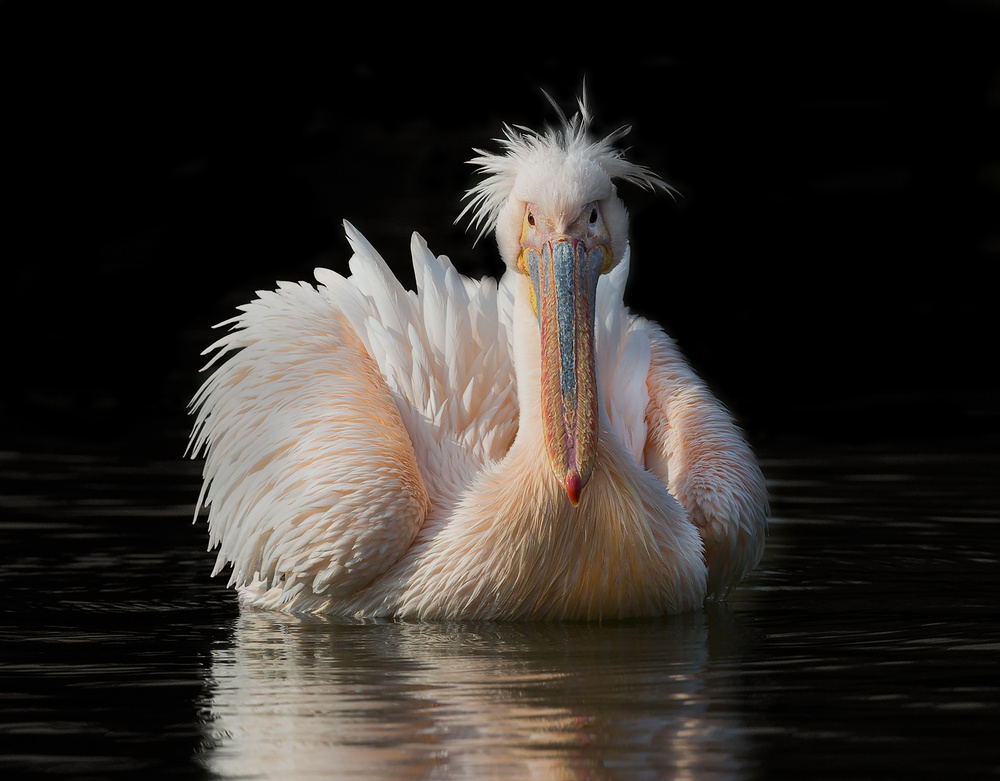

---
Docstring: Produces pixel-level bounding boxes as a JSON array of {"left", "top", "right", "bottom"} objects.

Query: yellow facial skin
[{"left": 516, "top": 201, "right": 613, "bottom": 505}]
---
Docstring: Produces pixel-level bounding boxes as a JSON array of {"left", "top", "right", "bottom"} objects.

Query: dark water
[
  {"left": 2, "top": 422, "right": 998, "bottom": 780},
  {"left": 3, "top": 6, "right": 999, "bottom": 778}
]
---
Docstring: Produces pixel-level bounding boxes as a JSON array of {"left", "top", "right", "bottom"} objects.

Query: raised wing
[
  {"left": 189, "top": 262, "right": 430, "bottom": 611},
  {"left": 317, "top": 223, "right": 519, "bottom": 498},
  {"left": 189, "top": 222, "right": 521, "bottom": 612}
]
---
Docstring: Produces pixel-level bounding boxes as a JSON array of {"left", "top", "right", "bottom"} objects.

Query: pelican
[{"left": 189, "top": 96, "right": 767, "bottom": 620}]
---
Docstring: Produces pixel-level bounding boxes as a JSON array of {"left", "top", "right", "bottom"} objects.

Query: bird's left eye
[
  {"left": 589, "top": 208, "right": 598, "bottom": 224},
  {"left": 527, "top": 212, "right": 536, "bottom": 227}
]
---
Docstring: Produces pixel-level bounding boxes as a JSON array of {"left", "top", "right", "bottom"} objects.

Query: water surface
[{"left": 1, "top": 432, "right": 998, "bottom": 779}]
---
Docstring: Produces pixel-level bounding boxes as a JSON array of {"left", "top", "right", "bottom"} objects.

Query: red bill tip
[{"left": 565, "top": 471, "right": 582, "bottom": 506}]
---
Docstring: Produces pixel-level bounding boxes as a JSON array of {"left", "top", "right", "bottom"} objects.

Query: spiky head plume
[{"left": 458, "top": 94, "right": 673, "bottom": 268}]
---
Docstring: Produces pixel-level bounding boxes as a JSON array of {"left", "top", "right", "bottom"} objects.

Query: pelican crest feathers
[{"left": 458, "top": 94, "right": 673, "bottom": 248}]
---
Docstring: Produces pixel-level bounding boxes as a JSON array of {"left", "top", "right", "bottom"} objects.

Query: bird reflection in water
[{"left": 197, "top": 610, "right": 753, "bottom": 778}]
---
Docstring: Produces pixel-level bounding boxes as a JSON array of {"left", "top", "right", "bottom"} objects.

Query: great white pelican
[{"left": 189, "top": 97, "right": 768, "bottom": 619}]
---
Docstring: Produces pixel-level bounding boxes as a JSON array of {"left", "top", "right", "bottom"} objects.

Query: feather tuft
[{"left": 457, "top": 92, "right": 675, "bottom": 244}]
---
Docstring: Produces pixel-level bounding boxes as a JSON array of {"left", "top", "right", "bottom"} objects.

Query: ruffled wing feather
[
  {"left": 190, "top": 222, "right": 519, "bottom": 611},
  {"left": 641, "top": 327, "right": 768, "bottom": 597}
]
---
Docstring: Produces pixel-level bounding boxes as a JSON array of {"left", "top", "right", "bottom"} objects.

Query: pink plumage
[{"left": 189, "top": 97, "right": 767, "bottom": 619}]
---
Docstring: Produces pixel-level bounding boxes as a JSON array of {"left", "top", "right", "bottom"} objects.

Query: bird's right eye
[{"left": 527, "top": 212, "right": 535, "bottom": 227}]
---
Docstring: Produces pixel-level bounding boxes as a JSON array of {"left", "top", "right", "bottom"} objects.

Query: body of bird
[{"left": 189, "top": 97, "right": 768, "bottom": 620}]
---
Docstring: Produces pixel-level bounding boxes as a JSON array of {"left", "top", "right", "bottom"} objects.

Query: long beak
[{"left": 524, "top": 239, "right": 605, "bottom": 505}]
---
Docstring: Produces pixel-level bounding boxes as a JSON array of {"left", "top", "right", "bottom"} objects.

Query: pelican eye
[
  {"left": 527, "top": 212, "right": 535, "bottom": 227},
  {"left": 589, "top": 208, "right": 598, "bottom": 224}
]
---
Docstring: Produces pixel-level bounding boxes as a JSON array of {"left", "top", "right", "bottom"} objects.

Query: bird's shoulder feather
[{"left": 640, "top": 323, "right": 768, "bottom": 597}]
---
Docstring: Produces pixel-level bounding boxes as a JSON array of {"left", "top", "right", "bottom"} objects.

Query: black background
[{"left": 3, "top": 2, "right": 998, "bottom": 456}]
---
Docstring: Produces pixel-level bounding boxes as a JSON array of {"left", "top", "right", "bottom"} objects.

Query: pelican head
[{"left": 460, "top": 95, "right": 671, "bottom": 506}]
